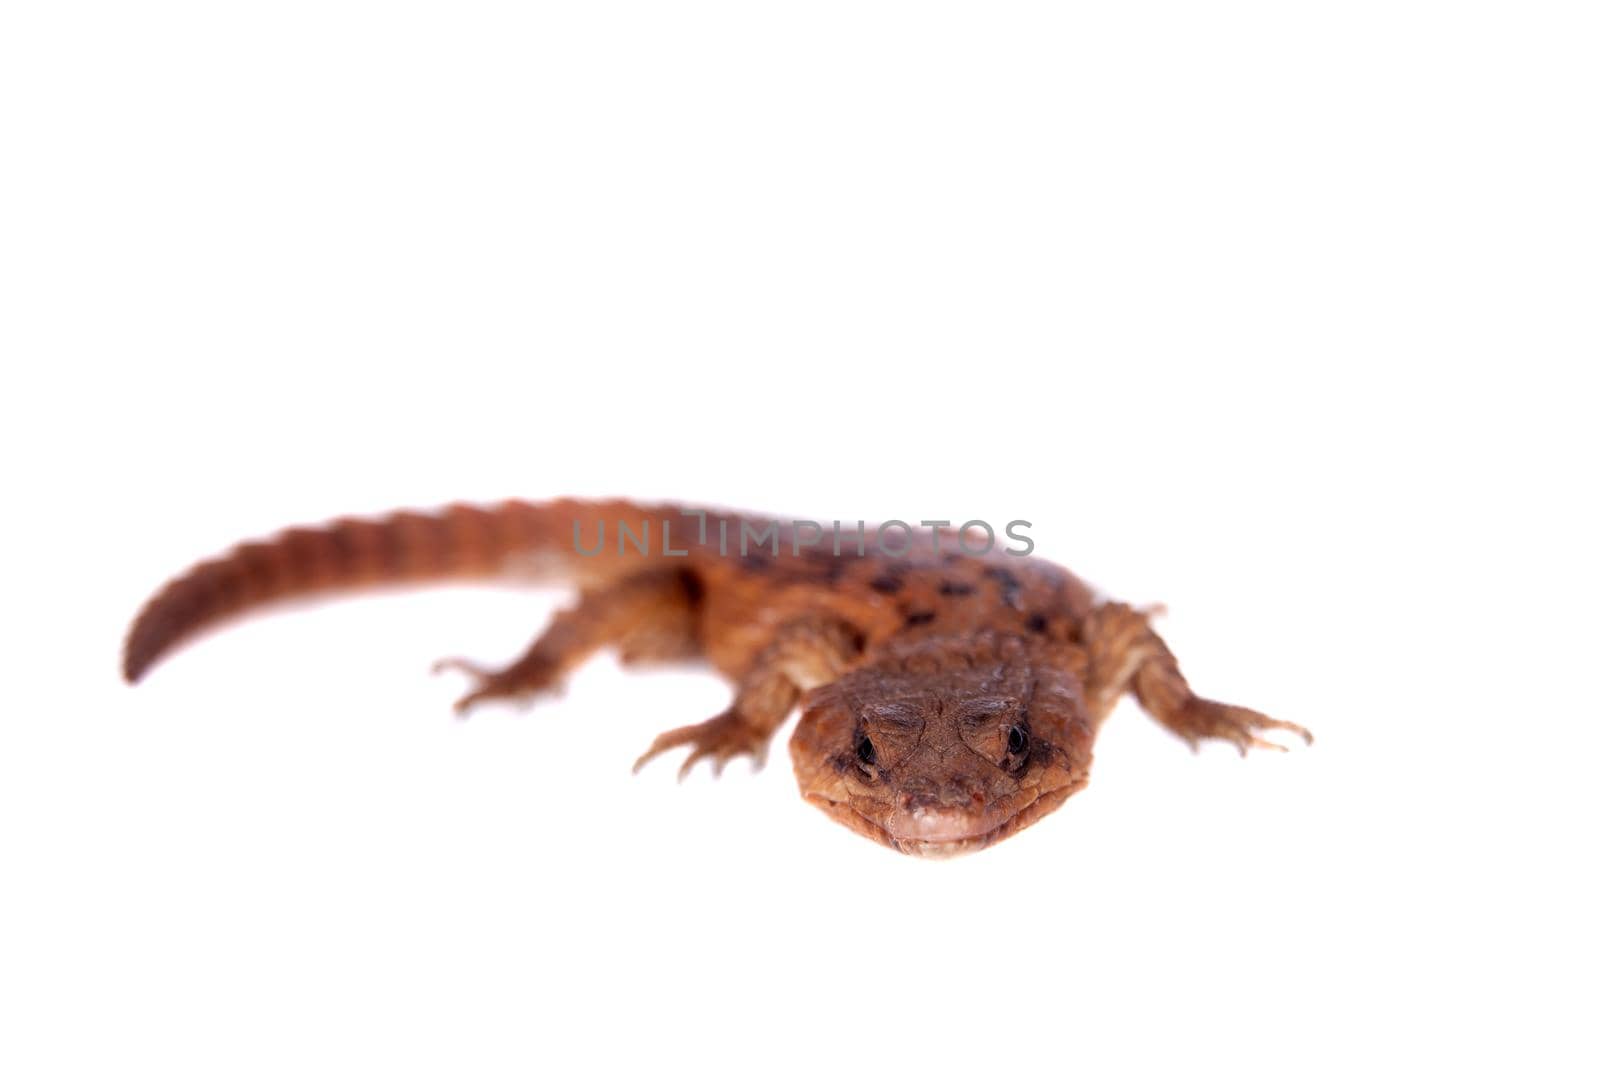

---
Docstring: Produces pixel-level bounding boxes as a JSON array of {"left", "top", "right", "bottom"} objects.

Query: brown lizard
[{"left": 123, "top": 499, "right": 1311, "bottom": 857}]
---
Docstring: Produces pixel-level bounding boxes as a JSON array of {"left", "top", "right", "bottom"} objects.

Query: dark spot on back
[
  {"left": 741, "top": 553, "right": 773, "bottom": 571},
  {"left": 803, "top": 552, "right": 849, "bottom": 583},
  {"left": 982, "top": 565, "right": 1024, "bottom": 609},
  {"left": 677, "top": 568, "right": 706, "bottom": 608},
  {"left": 869, "top": 574, "right": 903, "bottom": 594},
  {"left": 983, "top": 565, "right": 1020, "bottom": 588},
  {"left": 902, "top": 609, "right": 936, "bottom": 627},
  {"left": 1025, "top": 613, "right": 1049, "bottom": 633},
  {"left": 938, "top": 581, "right": 976, "bottom": 597}
]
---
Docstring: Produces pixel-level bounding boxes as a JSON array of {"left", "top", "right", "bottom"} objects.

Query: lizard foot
[
  {"left": 632, "top": 710, "right": 770, "bottom": 780},
  {"left": 432, "top": 654, "right": 564, "bottom": 715},
  {"left": 1167, "top": 697, "right": 1314, "bottom": 755}
]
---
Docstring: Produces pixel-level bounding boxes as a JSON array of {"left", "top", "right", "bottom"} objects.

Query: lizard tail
[{"left": 122, "top": 498, "right": 669, "bottom": 683}]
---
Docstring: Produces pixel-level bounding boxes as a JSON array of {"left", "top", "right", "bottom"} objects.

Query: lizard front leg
[
  {"left": 436, "top": 567, "right": 700, "bottom": 713},
  {"left": 1080, "top": 601, "right": 1312, "bottom": 753},
  {"left": 633, "top": 615, "right": 862, "bottom": 779}
]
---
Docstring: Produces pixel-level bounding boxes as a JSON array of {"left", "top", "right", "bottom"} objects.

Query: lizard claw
[
  {"left": 432, "top": 656, "right": 493, "bottom": 680},
  {"left": 633, "top": 709, "right": 770, "bottom": 780},
  {"left": 1171, "top": 697, "right": 1314, "bottom": 756},
  {"left": 432, "top": 655, "right": 562, "bottom": 715}
]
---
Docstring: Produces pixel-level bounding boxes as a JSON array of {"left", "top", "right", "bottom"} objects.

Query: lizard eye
[
  {"left": 855, "top": 736, "right": 877, "bottom": 767},
  {"left": 1006, "top": 725, "right": 1029, "bottom": 756}
]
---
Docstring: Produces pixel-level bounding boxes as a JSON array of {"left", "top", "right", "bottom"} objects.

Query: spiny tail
[{"left": 122, "top": 498, "right": 667, "bottom": 683}]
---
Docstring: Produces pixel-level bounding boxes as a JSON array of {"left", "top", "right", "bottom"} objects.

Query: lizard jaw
[
  {"left": 804, "top": 781, "right": 1081, "bottom": 857},
  {"left": 891, "top": 786, "right": 1075, "bottom": 857}
]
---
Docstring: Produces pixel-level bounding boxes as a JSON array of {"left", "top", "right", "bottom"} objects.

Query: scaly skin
[{"left": 124, "top": 499, "right": 1311, "bottom": 857}]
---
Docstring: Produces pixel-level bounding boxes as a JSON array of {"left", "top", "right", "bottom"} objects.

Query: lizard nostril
[{"left": 898, "top": 778, "right": 937, "bottom": 810}]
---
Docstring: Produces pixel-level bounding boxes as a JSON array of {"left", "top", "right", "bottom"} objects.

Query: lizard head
[{"left": 789, "top": 632, "right": 1093, "bottom": 857}]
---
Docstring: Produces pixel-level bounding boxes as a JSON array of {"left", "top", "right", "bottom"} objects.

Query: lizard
[{"left": 122, "top": 498, "right": 1311, "bottom": 857}]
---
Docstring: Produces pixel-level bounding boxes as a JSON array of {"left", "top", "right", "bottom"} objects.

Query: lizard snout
[{"left": 896, "top": 775, "right": 986, "bottom": 812}]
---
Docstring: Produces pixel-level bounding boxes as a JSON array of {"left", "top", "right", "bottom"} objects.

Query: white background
[{"left": 3, "top": 3, "right": 1595, "bottom": 1063}]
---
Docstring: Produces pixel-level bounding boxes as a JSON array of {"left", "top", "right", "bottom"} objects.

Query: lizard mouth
[
  {"left": 804, "top": 784, "right": 1077, "bottom": 858},
  {"left": 892, "top": 789, "right": 1070, "bottom": 857},
  {"left": 895, "top": 837, "right": 993, "bottom": 859}
]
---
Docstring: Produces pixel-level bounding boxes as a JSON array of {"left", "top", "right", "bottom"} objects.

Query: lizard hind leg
[
  {"left": 1081, "top": 601, "right": 1313, "bottom": 754},
  {"left": 435, "top": 567, "right": 702, "bottom": 714}
]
